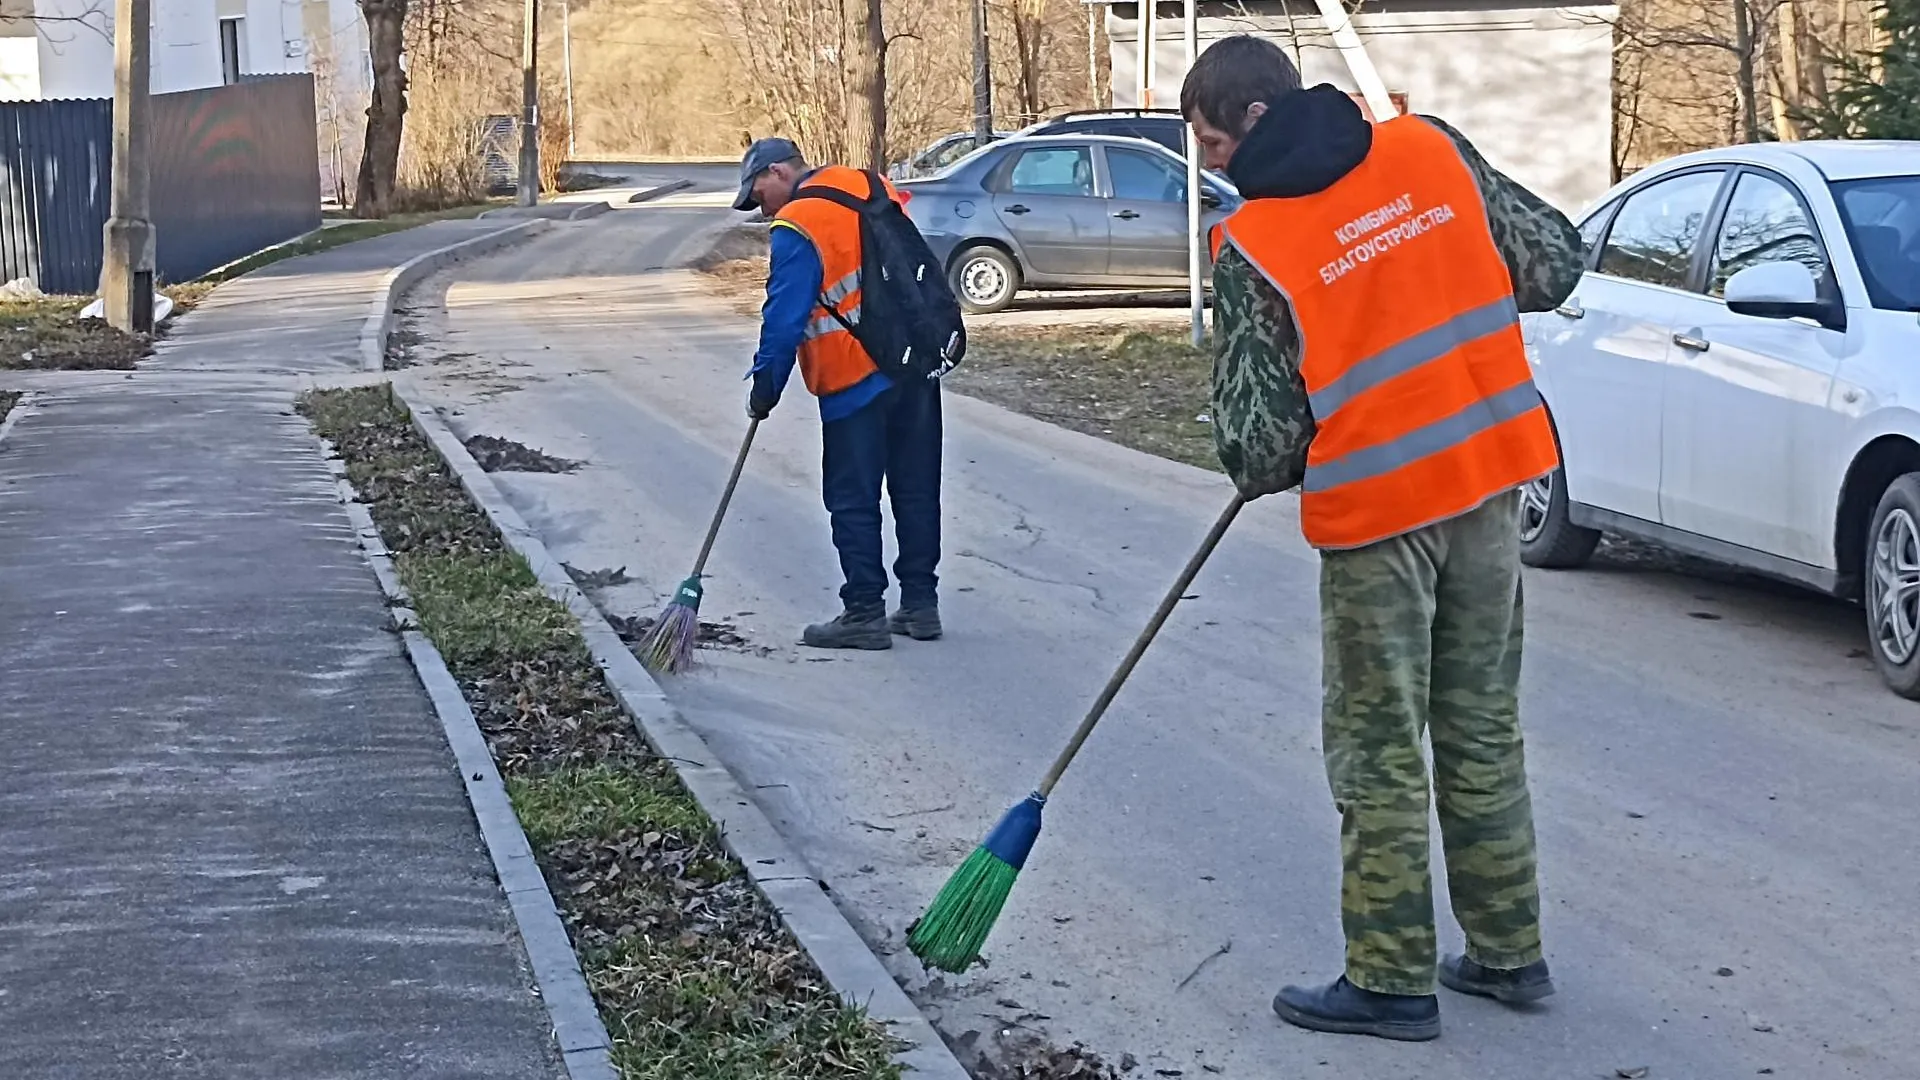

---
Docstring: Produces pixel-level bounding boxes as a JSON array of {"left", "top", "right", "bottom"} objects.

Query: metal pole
[
  {"left": 1185, "top": 0, "right": 1202, "bottom": 347},
  {"left": 1310, "top": 0, "right": 1396, "bottom": 121},
  {"left": 101, "top": 0, "right": 154, "bottom": 333},
  {"left": 517, "top": 0, "right": 540, "bottom": 206},
  {"left": 972, "top": 0, "right": 992, "bottom": 140},
  {"left": 562, "top": 0, "right": 575, "bottom": 159},
  {"left": 1138, "top": 0, "right": 1155, "bottom": 108}
]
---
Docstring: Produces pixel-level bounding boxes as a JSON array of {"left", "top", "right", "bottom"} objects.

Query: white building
[
  {"left": 1103, "top": 0, "right": 1618, "bottom": 215},
  {"left": 0, "top": 0, "right": 370, "bottom": 196},
  {"left": 0, "top": 0, "right": 368, "bottom": 99}
]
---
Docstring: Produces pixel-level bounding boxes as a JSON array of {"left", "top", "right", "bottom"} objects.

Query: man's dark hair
[{"left": 1180, "top": 34, "right": 1303, "bottom": 134}]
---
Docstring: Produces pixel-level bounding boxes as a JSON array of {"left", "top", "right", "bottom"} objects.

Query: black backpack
[{"left": 788, "top": 169, "right": 967, "bottom": 381}]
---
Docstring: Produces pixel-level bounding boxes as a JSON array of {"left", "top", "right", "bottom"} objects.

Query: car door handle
[
  {"left": 1005, "top": 204, "right": 1030, "bottom": 215},
  {"left": 1554, "top": 301, "right": 1585, "bottom": 319},
  {"left": 1112, "top": 209, "right": 1140, "bottom": 220},
  {"left": 1672, "top": 331, "right": 1711, "bottom": 352}
]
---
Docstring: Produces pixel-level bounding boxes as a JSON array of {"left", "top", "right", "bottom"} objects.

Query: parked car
[
  {"left": 1519, "top": 140, "right": 1920, "bottom": 696},
  {"left": 890, "top": 131, "right": 1014, "bottom": 181},
  {"left": 1014, "top": 109, "right": 1190, "bottom": 156},
  {"left": 899, "top": 133, "right": 1241, "bottom": 314}
]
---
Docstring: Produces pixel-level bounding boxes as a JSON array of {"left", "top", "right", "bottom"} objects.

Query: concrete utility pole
[
  {"left": 562, "top": 0, "right": 576, "bottom": 159},
  {"left": 518, "top": 0, "right": 540, "bottom": 207},
  {"left": 101, "top": 0, "right": 154, "bottom": 333},
  {"left": 1137, "top": 0, "right": 1155, "bottom": 108},
  {"left": 1185, "top": 0, "right": 1203, "bottom": 346},
  {"left": 971, "top": 0, "right": 992, "bottom": 141}
]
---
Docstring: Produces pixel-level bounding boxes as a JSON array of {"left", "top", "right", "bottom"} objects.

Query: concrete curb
[
  {"left": 320, "top": 435, "right": 618, "bottom": 1080},
  {"left": 0, "top": 390, "right": 34, "bottom": 448},
  {"left": 394, "top": 382, "right": 970, "bottom": 1080},
  {"left": 358, "top": 220, "right": 549, "bottom": 373},
  {"left": 626, "top": 178, "right": 693, "bottom": 204}
]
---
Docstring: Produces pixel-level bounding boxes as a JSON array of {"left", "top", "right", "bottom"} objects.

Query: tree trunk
[
  {"left": 1733, "top": 0, "right": 1761, "bottom": 142},
  {"left": 849, "top": 0, "right": 887, "bottom": 171},
  {"left": 355, "top": 0, "right": 408, "bottom": 218},
  {"left": 1011, "top": 5, "right": 1044, "bottom": 123},
  {"left": 1776, "top": 0, "right": 1805, "bottom": 138}
]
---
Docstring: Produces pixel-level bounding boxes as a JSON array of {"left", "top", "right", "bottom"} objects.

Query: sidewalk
[{"left": 0, "top": 225, "right": 565, "bottom": 1077}]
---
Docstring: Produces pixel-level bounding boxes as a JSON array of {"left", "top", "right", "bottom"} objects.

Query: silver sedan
[{"left": 900, "top": 133, "right": 1241, "bottom": 314}]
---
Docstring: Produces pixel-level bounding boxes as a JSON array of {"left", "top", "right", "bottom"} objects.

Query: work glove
[{"left": 746, "top": 392, "right": 776, "bottom": 421}]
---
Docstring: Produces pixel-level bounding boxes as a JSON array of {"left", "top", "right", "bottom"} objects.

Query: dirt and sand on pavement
[{"left": 387, "top": 199, "right": 1920, "bottom": 1080}]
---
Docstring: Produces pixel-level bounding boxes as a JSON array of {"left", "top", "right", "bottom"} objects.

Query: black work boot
[
  {"left": 1438, "top": 954, "right": 1556, "bottom": 1004},
  {"left": 1272, "top": 976, "right": 1440, "bottom": 1042},
  {"left": 802, "top": 606, "right": 892, "bottom": 650},
  {"left": 889, "top": 604, "right": 942, "bottom": 641}
]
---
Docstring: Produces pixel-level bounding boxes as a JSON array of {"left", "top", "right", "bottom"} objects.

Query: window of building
[{"left": 220, "top": 17, "right": 244, "bottom": 85}]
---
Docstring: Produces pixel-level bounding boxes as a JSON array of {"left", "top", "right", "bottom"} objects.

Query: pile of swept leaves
[{"left": 300, "top": 385, "right": 904, "bottom": 1080}]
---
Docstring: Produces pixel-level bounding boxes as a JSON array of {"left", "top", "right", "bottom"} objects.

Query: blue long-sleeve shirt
[{"left": 749, "top": 220, "right": 891, "bottom": 423}]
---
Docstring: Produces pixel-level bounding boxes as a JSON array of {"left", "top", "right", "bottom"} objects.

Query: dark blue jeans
[{"left": 820, "top": 376, "right": 942, "bottom": 612}]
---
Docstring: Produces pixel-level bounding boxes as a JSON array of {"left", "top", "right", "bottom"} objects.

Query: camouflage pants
[{"left": 1318, "top": 488, "right": 1543, "bottom": 996}]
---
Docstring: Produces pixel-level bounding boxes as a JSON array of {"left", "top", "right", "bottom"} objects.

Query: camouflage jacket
[{"left": 1209, "top": 116, "right": 1585, "bottom": 499}]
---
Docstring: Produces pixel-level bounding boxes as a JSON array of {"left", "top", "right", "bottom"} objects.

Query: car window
[
  {"left": 926, "top": 138, "right": 972, "bottom": 169},
  {"left": 1832, "top": 175, "right": 1920, "bottom": 311},
  {"left": 1597, "top": 170, "right": 1724, "bottom": 289},
  {"left": 1709, "top": 172, "right": 1831, "bottom": 297},
  {"left": 1577, "top": 204, "right": 1612, "bottom": 263},
  {"left": 1007, "top": 146, "right": 1094, "bottom": 197},
  {"left": 1107, "top": 147, "right": 1186, "bottom": 202}
]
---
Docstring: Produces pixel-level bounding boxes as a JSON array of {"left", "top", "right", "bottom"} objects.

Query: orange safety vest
[
  {"left": 1213, "top": 116, "right": 1559, "bottom": 550},
  {"left": 773, "top": 166, "right": 900, "bottom": 397}
]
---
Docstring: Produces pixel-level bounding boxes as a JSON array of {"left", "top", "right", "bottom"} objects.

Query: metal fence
[{"left": 0, "top": 75, "right": 321, "bottom": 295}]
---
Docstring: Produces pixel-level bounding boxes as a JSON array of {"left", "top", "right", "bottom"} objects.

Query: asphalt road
[{"left": 397, "top": 196, "right": 1920, "bottom": 1080}]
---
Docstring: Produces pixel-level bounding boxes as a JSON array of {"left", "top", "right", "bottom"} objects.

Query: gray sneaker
[
  {"left": 802, "top": 607, "right": 892, "bottom": 650},
  {"left": 889, "top": 605, "right": 942, "bottom": 641}
]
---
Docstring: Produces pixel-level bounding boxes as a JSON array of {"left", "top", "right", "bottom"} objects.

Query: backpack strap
[{"left": 783, "top": 172, "right": 889, "bottom": 336}]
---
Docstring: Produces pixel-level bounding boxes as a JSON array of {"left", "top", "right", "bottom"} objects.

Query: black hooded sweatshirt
[{"left": 1222, "top": 84, "right": 1376, "bottom": 201}]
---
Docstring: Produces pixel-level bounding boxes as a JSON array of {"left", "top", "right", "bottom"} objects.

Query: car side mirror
[{"left": 1724, "top": 261, "right": 1834, "bottom": 326}]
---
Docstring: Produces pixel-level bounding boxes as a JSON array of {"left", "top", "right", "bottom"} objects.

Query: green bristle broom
[
  {"left": 907, "top": 494, "right": 1247, "bottom": 972},
  {"left": 636, "top": 418, "right": 760, "bottom": 675}
]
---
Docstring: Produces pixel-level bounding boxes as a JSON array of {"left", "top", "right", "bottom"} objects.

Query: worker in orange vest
[
  {"left": 1181, "top": 36, "right": 1585, "bottom": 1040},
  {"left": 734, "top": 138, "right": 944, "bottom": 649}
]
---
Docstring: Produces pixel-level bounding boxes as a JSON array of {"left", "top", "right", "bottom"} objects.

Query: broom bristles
[
  {"left": 907, "top": 793, "right": 1044, "bottom": 973},
  {"left": 635, "top": 575, "right": 705, "bottom": 675}
]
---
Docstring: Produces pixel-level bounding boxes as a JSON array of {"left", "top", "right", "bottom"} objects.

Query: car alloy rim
[
  {"left": 1870, "top": 507, "right": 1920, "bottom": 666},
  {"left": 961, "top": 257, "right": 1008, "bottom": 305},
  {"left": 1519, "top": 472, "right": 1553, "bottom": 544}
]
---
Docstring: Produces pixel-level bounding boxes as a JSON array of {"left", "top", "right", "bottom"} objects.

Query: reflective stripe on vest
[
  {"left": 1218, "top": 115, "right": 1559, "bottom": 550},
  {"left": 774, "top": 167, "right": 899, "bottom": 397}
]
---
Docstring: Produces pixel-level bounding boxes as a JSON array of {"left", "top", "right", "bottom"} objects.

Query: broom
[
  {"left": 907, "top": 493, "right": 1247, "bottom": 972},
  {"left": 635, "top": 418, "right": 761, "bottom": 675}
]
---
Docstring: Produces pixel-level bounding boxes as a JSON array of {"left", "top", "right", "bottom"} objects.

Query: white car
[{"left": 1521, "top": 140, "right": 1920, "bottom": 697}]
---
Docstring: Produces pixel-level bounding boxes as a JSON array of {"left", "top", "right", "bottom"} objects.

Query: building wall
[
  {"left": 1107, "top": 0, "right": 1618, "bottom": 215},
  {"left": 11, "top": 0, "right": 366, "bottom": 102}
]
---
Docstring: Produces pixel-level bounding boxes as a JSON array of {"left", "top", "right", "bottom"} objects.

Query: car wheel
[
  {"left": 1864, "top": 473, "right": 1920, "bottom": 698},
  {"left": 951, "top": 245, "right": 1021, "bottom": 315},
  {"left": 1518, "top": 465, "right": 1600, "bottom": 569}
]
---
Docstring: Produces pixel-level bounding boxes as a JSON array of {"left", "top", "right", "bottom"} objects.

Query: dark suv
[{"left": 1014, "top": 109, "right": 1189, "bottom": 157}]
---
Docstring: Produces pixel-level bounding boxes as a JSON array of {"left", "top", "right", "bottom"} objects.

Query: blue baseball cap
[{"left": 734, "top": 137, "right": 803, "bottom": 211}]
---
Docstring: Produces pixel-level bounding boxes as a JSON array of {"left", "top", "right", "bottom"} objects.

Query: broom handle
[
  {"left": 1036, "top": 493, "right": 1247, "bottom": 798},
  {"left": 691, "top": 418, "right": 760, "bottom": 576}
]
